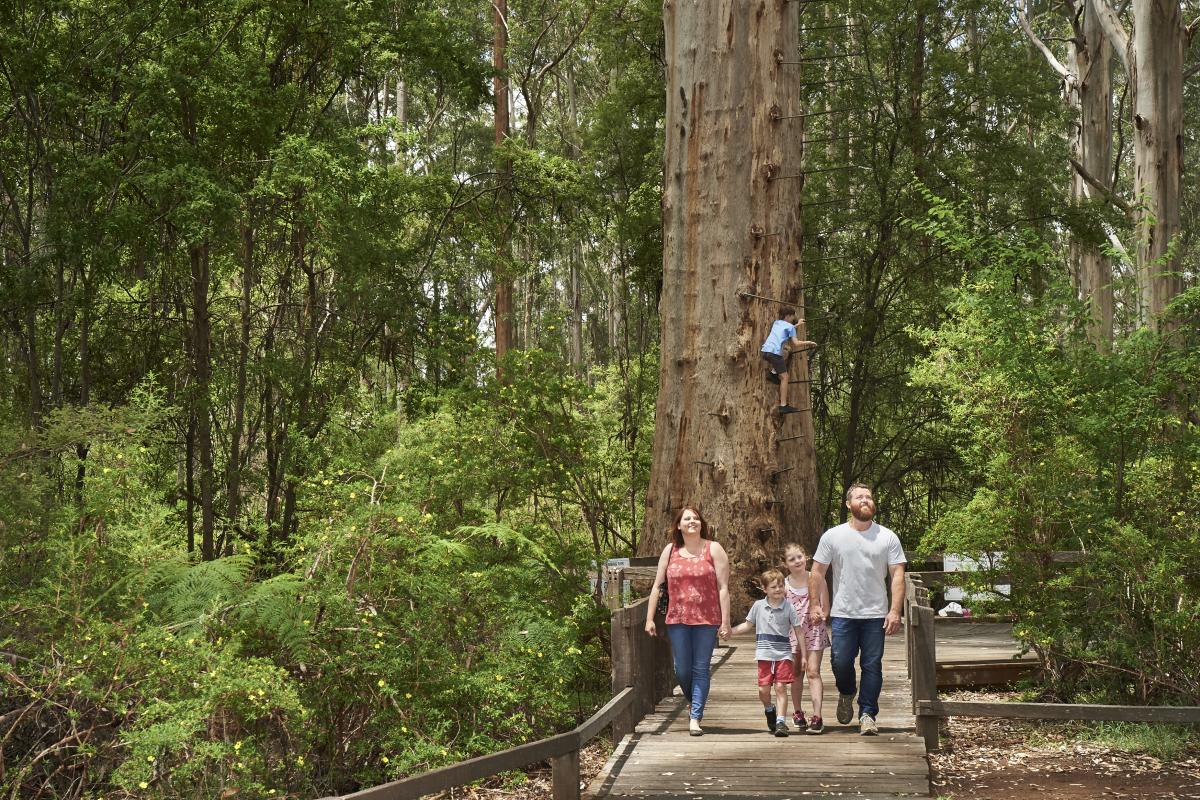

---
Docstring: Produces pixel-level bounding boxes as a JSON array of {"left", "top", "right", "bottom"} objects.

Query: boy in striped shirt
[{"left": 729, "top": 570, "right": 804, "bottom": 736}]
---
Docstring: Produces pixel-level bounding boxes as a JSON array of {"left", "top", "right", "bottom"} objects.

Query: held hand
[
  {"left": 718, "top": 624, "right": 731, "bottom": 640},
  {"left": 883, "top": 612, "right": 901, "bottom": 635},
  {"left": 645, "top": 620, "right": 656, "bottom": 637},
  {"left": 808, "top": 609, "right": 825, "bottom": 627}
]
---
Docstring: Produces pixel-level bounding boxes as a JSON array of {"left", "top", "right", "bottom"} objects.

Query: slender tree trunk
[
  {"left": 1071, "top": 0, "right": 1115, "bottom": 348},
  {"left": 566, "top": 65, "right": 584, "bottom": 374},
  {"left": 608, "top": 252, "right": 625, "bottom": 365},
  {"left": 493, "top": 0, "right": 515, "bottom": 370},
  {"left": 225, "top": 219, "right": 254, "bottom": 555},
  {"left": 190, "top": 241, "right": 216, "bottom": 561},
  {"left": 639, "top": 0, "right": 820, "bottom": 609}
]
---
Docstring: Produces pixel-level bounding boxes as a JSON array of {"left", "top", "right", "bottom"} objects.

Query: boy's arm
[
  {"left": 729, "top": 620, "right": 753, "bottom": 636},
  {"left": 789, "top": 334, "right": 817, "bottom": 349}
]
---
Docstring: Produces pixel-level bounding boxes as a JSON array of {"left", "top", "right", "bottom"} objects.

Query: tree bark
[
  {"left": 493, "top": 0, "right": 515, "bottom": 370},
  {"left": 1022, "top": 0, "right": 1115, "bottom": 347},
  {"left": 1073, "top": 0, "right": 1115, "bottom": 348},
  {"left": 1095, "top": 0, "right": 1185, "bottom": 332},
  {"left": 639, "top": 0, "right": 821, "bottom": 609},
  {"left": 225, "top": 219, "right": 254, "bottom": 555},
  {"left": 1130, "top": 0, "right": 1184, "bottom": 331},
  {"left": 189, "top": 240, "right": 216, "bottom": 561}
]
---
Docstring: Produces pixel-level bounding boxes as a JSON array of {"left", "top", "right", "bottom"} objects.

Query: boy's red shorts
[{"left": 757, "top": 658, "right": 795, "bottom": 686}]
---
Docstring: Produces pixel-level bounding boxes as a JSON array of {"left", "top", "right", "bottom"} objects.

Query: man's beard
[{"left": 850, "top": 504, "right": 875, "bottom": 522}]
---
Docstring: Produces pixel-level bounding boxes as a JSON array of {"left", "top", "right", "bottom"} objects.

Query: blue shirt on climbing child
[{"left": 760, "top": 320, "right": 797, "bottom": 356}]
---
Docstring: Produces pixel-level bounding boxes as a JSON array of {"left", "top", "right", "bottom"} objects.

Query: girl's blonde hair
[{"left": 783, "top": 542, "right": 807, "bottom": 559}]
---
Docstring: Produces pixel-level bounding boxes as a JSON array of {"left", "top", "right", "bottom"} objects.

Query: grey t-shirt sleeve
[
  {"left": 888, "top": 533, "right": 907, "bottom": 564},
  {"left": 745, "top": 600, "right": 760, "bottom": 625},
  {"left": 812, "top": 532, "right": 833, "bottom": 564}
]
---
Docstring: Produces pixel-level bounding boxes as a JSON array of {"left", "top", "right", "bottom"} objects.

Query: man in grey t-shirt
[{"left": 808, "top": 483, "right": 906, "bottom": 735}]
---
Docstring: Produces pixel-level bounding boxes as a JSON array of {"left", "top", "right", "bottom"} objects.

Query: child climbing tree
[{"left": 637, "top": 0, "right": 822, "bottom": 607}]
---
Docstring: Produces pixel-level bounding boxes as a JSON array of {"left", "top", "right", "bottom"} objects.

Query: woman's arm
[
  {"left": 645, "top": 544, "right": 673, "bottom": 636},
  {"left": 711, "top": 542, "right": 732, "bottom": 639}
]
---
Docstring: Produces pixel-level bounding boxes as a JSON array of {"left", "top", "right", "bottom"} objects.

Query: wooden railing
[
  {"left": 325, "top": 596, "right": 673, "bottom": 800},
  {"left": 904, "top": 571, "right": 1200, "bottom": 751},
  {"left": 903, "top": 573, "right": 939, "bottom": 750}
]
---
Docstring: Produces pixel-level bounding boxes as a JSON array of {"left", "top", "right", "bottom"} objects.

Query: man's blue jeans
[
  {"left": 829, "top": 617, "right": 886, "bottom": 719},
  {"left": 666, "top": 624, "right": 719, "bottom": 720}
]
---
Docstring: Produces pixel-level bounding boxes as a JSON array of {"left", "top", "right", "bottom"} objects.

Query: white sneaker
[
  {"left": 859, "top": 713, "right": 878, "bottom": 736},
  {"left": 689, "top": 717, "right": 703, "bottom": 736}
]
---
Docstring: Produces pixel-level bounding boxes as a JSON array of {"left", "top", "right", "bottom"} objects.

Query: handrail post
[
  {"left": 909, "top": 580, "right": 939, "bottom": 751},
  {"left": 550, "top": 746, "right": 580, "bottom": 800},
  {"left": 603, "top": 566, "right": 624, "bottom": 610},
  {"left": 610, "top": 604, "right": 636, "bottom": 742}
]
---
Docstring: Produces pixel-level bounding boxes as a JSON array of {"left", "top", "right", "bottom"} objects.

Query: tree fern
[{"left": 142, "top": 556, "right": 309, "bottom": 657}]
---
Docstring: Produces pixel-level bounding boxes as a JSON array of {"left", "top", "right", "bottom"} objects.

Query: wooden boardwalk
[{"left": 586, "top": 629, "right": 931, "bottom": 799}]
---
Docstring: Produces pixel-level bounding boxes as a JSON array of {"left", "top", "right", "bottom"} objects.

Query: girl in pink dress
[{"left": 784, "top": 542, "right": 831, "bottom": 734}]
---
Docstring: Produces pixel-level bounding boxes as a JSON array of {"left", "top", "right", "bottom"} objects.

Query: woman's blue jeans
[
  {"left": 829, "top": 617, "right": 886, "bottom": 719},
  {"left": 666, "top": 624, "right": 719, "bottom": 720}
]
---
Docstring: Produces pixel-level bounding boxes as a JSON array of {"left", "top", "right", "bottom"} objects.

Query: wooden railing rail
[
  {"left": 323, "top": 597, "right": 673, "bottom": 800},
  {"left": 917, "top": 700, "right": 1200, "bottom": 723},
  {"left": 903, "top": 574, "right": 939, "bottom": 750},
  {"left": 905, "top": 555, "right": 1198, "bottom": 747},
  {"left": 608, "top": 595, "right": 676, "bottom": 742},
  {"left": 323, "top": 687, "right": 633, "bottom": 800}
]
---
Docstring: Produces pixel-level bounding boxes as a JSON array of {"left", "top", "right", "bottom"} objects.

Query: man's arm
[
  {"left": 884, "top": 562, "right": 906, "bottom": 635},
  {"left": 712, "top": 542, "right": 732, "bottom": 640},
  {"left": 808, "top": 561, "right": 830, "bottom": 625}
]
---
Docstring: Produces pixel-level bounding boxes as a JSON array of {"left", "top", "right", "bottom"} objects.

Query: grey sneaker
[
  {"left": 859, "top": 713, "right": 878, "bottom": 736},
  {"left": 774, "top": 719, "right": 790, "bottom": 737},
  {"left": 836, "top": 693, "right": 855, "bottom": 724}
]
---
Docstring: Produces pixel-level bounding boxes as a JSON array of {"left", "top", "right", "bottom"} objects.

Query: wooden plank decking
[{"left": 586, "top": 630, "right": 931, "bottom": 799}]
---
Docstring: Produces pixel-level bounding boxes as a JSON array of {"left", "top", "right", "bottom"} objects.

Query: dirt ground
[{"left": 930, "top": 712, "right": 1200, "bottom": 800}]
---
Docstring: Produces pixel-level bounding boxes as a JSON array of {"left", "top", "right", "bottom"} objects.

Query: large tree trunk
[
  {"left": 1072, "top": 0, "right": 1115, "bottom": 348},
  {"left": 1095, "top": 0, "right": 1185, "bottom": 332},
  {"left": 1130, "top": 0, "right": 1184, "bottom": 331},
  {"left": 639, "top": 0, "right": 821, "bottom": 610},
  {"left": 1021, "top": 0, "right": 1115, "bottom": 347}
]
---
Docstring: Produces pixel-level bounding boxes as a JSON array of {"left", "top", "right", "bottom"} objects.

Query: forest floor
[
  {"left": 432, "top": 690, "right": 1200, "bottom": 800},
  {"left": 929, "top": 690, "right": 1200, "bottom": 800}
]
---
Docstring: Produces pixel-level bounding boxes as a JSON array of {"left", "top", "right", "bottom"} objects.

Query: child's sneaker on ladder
[
  {"left": 792, "top": 710, "right": 808, "bottom": 731},
  {"left": 779, "top": 404, "right": 802, "bottom": 414}
]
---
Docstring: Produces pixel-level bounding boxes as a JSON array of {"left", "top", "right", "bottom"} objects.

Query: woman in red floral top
[{"left": 645, "top": 506, "right": 731, "bottom": 736}]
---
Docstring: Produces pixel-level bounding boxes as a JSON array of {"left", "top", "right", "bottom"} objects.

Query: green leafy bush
[{"left": 907, "top": 190, "right": 1200, "bottom": 704}]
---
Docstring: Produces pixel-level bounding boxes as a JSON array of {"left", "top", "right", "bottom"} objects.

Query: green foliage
[
  {"left": 1074, "top": 722, "right": 1200, "bottom": 761},
  {"left": 0, "top": 349, "right": 639, "bottom": 797},
  {"left": 907, "top": 192, "right": 1200, "bottom": 704}
]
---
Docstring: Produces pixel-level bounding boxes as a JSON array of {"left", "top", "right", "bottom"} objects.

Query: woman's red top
[{"left": 664, "top": 539, "right": 721, "bottom": 626}]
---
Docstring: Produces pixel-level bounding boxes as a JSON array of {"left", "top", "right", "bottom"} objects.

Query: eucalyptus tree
[
  {"left": 1094, "top": 0, "right": 1191, "bottom": 332},
  {"left": 636, "top": 0, "right": 820, "bottom": 605}
]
